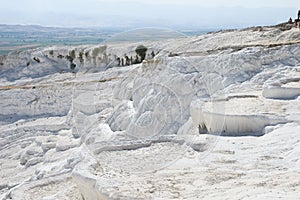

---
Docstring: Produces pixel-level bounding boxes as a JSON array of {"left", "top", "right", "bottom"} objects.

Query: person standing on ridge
[{"left": 298, "top": 10, "right": 300, "bottom": 20}]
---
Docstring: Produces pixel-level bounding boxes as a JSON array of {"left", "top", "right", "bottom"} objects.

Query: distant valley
[
  {"left": 0, "top": 24, "right": 214, "bottom": 55},
  {"left": 0, "top": 24, "right": 121, "bottom": 55}
]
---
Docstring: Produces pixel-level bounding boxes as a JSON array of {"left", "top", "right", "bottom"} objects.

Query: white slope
[{"left": 0, "top": 25, "right": 300, "bottom": 199}]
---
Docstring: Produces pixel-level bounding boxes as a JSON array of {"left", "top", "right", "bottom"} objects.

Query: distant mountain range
[{"left": 0, "top": 24, "right": 124, "bottom": 34}]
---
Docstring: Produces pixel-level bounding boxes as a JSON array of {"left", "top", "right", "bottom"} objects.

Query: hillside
[{"left": 0, "top": 25, "right": 300, "bottom": 199}]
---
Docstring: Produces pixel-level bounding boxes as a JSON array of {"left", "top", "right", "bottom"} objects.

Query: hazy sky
[{"left": 0, "top": 0, "right": 298, "bottom": 29}]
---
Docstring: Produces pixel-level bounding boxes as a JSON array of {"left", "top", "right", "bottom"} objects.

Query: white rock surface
[{"left": 1, "top": 25, "right": 300, "bottom": 199}]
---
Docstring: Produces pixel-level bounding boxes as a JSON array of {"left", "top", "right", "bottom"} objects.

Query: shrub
[
  {"left": 66, "top": 55, "right": 73, "bottom": 62},
  {"left": 134, "top": 55, "right": 140, "bottom": 64},
  {"left": 124, "top": 55, "right": 130, "bottom": 65},
  {"left": 85, "top": 51, "right": 90, "bottom": 58},
  {"left": 69, "top": 50, "right": 76, "bottom": 60},
  {"left": 151, "top": 50, "right": 155, "bottom": 58},
  {"left": 49, "top": 50, "right": 54, "bottom": 56},
  {"left": 79, "top": 51, "right": 84, "bottom": 63},
  {"left": 70, "top": 63, "right": 76, "bottom": 70},
  {"left": 116, "top": 57, "right": 121, "bottom": 66}
]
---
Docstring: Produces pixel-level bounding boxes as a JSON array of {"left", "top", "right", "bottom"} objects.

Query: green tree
[{"left": 135, "top": 45, "right": 147, "bottom": 62}]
